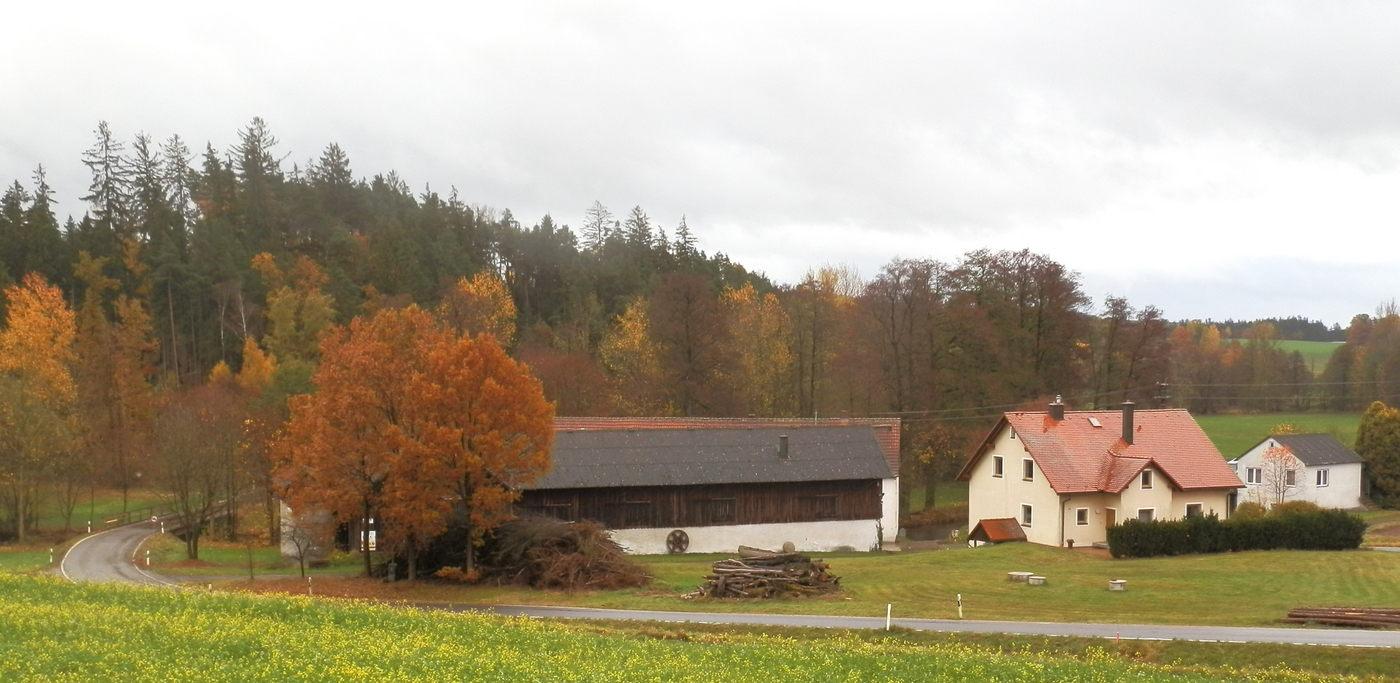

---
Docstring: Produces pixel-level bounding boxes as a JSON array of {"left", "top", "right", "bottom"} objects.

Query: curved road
[
  {"left": 60, "top": 526, "right": 1400, "bottom": 648},
  {"left": 61, "top": 523, "right": 174, "bottom": 586}
]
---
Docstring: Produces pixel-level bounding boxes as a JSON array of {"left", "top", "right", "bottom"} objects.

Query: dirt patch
[{"left": 1371, "top": 524, "right": 1400, "bottom": 538}]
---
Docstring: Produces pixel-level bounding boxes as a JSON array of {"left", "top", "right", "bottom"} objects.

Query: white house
[
  {"left": 958, "top": 400, "right": 1244, "bottom": 548},
  {"left": 1229, "top": 434, "right": 1364, "bottom": 509}
]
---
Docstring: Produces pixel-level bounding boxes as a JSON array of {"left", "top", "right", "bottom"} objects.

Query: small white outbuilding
[{"left": 1229, "top": 434, "right": 1364, "bottom": 509}]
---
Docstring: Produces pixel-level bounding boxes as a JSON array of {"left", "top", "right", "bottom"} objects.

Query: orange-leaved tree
[
  {"left": 437, "top": 272, "right": 517, "bottom": 345},
  {"left": 274, "top": 306, "right": 553, "bottom": 579},
  {"left": 0, "top": 273, "right": 77, "bottom": 542}
]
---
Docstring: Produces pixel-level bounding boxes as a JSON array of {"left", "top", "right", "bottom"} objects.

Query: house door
[{"left": 1105, "top": 509, "right": 1117, "bottom": 527}]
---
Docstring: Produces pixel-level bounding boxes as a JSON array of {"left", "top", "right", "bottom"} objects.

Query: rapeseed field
[{"left": 0, "top": 576, "right": 1329, "bottom": 682}]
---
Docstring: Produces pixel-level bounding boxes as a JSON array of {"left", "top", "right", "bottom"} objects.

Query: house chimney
[
  {"left": 779, "top": 434, "right": 790, "bottom": 460},
  {"left": 1048, "top": 395, "right": 1065, "bottom": 422},
  {"left": 1122, "top": 401, "right": 1135, "bottom": 445}
]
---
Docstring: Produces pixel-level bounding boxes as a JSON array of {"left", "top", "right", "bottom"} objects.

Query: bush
[
  {"left": 1107, "top": 509, "right": 1367, "bottom": 558},
  {"left": 1232, "top": 501, "right": 1266, "bottom": 520}
]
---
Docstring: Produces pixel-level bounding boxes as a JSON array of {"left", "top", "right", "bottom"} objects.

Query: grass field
[
  {"left": 906, "top": 481, "right": 968, "bottom": 513},
  {"left": 227, "top": 542, "right": 1400, "bottom": 628},
  {"left": 0, "top": 575, "right": 1381, "bottom": 683},
  {"left": 32, "top": 488, "right": 165, "bottom": 532},
  {"left": 1275, "top": 340, "right": 1343, "bottom": 374},
  {"left": 0, "top": 548, "right": 49, "bottom": 574},
  {"left": 1194, "top": 412, "right": 1362, "bottom": 458},
  {"left": 141, "top": 533, "right": 360, "bottom": 577}
]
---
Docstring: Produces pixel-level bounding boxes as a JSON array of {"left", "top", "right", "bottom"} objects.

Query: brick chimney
[{"left": 1122, "top": 401, "right": 1135, "bottom": 445}]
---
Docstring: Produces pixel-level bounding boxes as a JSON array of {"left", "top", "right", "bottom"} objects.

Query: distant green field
[
  {"left": 1194, "top": 412, "right": 1362, "bottom": 458},
  {"left": 1239, "top": 339, "right": 1342, "bottom": 375},
  {"left": 905, "top": 481, "right": 968, "bottom": 513}
]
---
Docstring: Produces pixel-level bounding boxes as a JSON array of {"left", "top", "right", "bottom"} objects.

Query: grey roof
[
  {"left": 1257, "top": 433, "right": 1363, "bottom": 466},
  {"left": 528, "top": 425, "right": 894, "bottom": 490}
]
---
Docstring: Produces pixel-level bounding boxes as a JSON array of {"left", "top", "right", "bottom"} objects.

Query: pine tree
[
  {"left": 674, "top": 215, "right": 698, "bottom": 261},
  {"left": 581, "top": 201, "right": 613, "bottom": 251},
  {"left": 80, "top": 121, "right": 131, "bottom": 247},
  {"left": 623, "top": 205, "right": 651, "bottom": 248}
]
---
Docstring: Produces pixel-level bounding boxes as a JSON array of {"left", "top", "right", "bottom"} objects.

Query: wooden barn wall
[{"left": 516, "top": 479, "right": 882, "bottom": 529}]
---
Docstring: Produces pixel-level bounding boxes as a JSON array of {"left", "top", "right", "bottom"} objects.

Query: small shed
[{"left": 968, "top": 518, "right": 1027, "bottom": 546}]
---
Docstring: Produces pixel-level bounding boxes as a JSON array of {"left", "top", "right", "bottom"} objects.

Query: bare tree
[
  {"left": 1253, "top": 445, "right": 1304, "bottom": 506},
  {"left": 155, "top": 384, "right": 242, "bottom": 559}
]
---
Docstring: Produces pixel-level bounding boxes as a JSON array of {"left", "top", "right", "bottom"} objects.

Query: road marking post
[
  {"left": 48, "top": 548, "right": 53, "bottom": 565},
  {"left": 886, "top": 604, "right": 891, "bottom": 631},
  {"left": 957, "top": 593, "right": 963, "bottom": 619},
  {"left": 160, "top": 521, "right": 165, "bottom": 534},
  {"left": 308, "top": 576, "right": 313, "bottom": 596},
  {"left": 86, "top": 520, "right": 91, "bottom": 534},
  {"left": 145, "top": 550, "right": 150, "bottom": 567}
]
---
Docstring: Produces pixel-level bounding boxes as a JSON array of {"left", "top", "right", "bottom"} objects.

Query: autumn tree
[
  {"left": 1253, "top": 445, "right": 1304, "bottom": 506},
  {"left": 438, "top": 272, "right": 517, "bottom": 344},
  {"left": 649, "top": 273, "right": 730, "bottom": 416},
  {"left": 154, "top": 384, "right": 243, "bottom": 558},
  {"left": 1356, "top": 401, "right": 1400, "bottom": 507},
  {"left": 722, "top": 283, "right": 794, "bottom": 416},
  {"left": 0, "top": 274, "right": 77, "bottom": 542},
  {"left": 274, "top": 306, "right": 553, "bottom": 579},
  {"left": 599, "top": 298, "right": 663, "bottom": 415}
]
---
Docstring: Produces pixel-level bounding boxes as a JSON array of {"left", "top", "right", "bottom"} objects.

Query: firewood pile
[
  {"left": 1284, "top": 607, "right": 1400, "bottom": 628},
  {"left": 685, "top": 546, "right": 840, "bottom": 599}
]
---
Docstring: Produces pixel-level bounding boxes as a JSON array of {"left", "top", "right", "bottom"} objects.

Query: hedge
[{"left": 1105, "top": 509, "right": 1367, "bottom": 558}]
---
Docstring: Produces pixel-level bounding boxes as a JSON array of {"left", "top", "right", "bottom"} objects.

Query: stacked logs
[
  {"left": 1284, "top": 607, "right": 1400, "bottom": 628},
  {"left": 685, "top": 546, "right": 840, "bottom": 599}
]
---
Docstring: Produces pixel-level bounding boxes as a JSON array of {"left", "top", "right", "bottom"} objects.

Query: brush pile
[
  {"left": 482, "top": 516, "right": 651, "bottom": 591},
  {"left": 1284, "top": 607, "right": 1400, "bottom": 628},
  {"left": 686, "top": 546, "right": 840, "bottom": 599}
]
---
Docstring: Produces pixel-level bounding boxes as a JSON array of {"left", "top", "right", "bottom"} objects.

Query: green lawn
[
  {"left": 0, "top": 548, "right": 50, "bottom": 573},
  {"left": 33, "top": 488, "right": 166, "bottom": 532},
  {"left": 1, "top": 575, "right": 1323, "bottom": 683},
  {"left": 142, "top": 533, "right": 360, "bottom": 577},
  {"left": 1194, "top": 412, "right": 1362, "bottom": 458},
  {"left": 906, "top": 481, "right": 968, "bottom": 513},
  {"left": 305, "top": 543, "right": 1400, "bottom": 628}
]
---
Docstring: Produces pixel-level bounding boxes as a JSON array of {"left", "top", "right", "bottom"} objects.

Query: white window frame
[
  {"left": 1316, "top": 468, "right": 1329, "bottom": 487},
  {"left": 1022, "top": 458, "right": 1035, "bottom": 481},
  {"left": 1185, "top": 503, "right": 1203, "bottom": 518},
  {"left": 1137, "top": 508, "right": 1155, "bottom": 522},
  {"left": 1285, "top": 469, "right": 1297, "bottom": 487},
  {"left": 1246, "top": 467, "right": 1262, "bottom": 485},
  {"left": 1020, "top": 504, "right": 1033, "bottom": 527},
  {"left": 1075, "top": 508, "right": 1089, "bottom": 526},
  {"left": 1141, "top": 469, "right": 1153, "bottom": 490},
  {"left": 992, "top": 455, "right": 1004, "bottom": 478}
]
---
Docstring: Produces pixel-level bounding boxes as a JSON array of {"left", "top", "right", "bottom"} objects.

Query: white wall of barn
[{"left": 610, "top": 519, "right": 882, "bottom": 555}]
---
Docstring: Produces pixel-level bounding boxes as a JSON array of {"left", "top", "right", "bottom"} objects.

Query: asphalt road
[
  {"left": 60, "top": 523, "right": 174, "bottom": 586},
  {"left": 58, "top": 526, "right": 1400, "bottom": 648},
  {"left": 449, "top": 604, "right": 1400, "bottom": 648}
]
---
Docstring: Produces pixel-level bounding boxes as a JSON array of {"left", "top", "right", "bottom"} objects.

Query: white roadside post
[
  {"left": 48, "top": 548, "right": 53, "bottom": 565},
  {"left": 957, "top": 594, "right": 963, "bottom": 619},
  {"left": 145, "top": 550, "right": 150, "bottom": 567},
  {"left": 886, "top": 604, "right": 891, "bottom": 631}
]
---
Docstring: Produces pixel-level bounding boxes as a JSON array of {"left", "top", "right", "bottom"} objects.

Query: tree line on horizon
[{"left": 4, "top": 118, "right": 1400, "bottom": 541}]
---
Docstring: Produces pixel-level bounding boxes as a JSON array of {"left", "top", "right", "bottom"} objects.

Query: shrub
[
  {"left": 1107, "top": 509, "right": 1367, "bottom": 558},
  {"left": 1270, "top": 500, "right": 1322, "bottom": 515},
  {"left": 1232, "top": 501, "right": 1266, "bottom": 520}
]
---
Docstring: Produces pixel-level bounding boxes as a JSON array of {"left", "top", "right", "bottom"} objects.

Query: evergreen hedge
[{"left": 1105, "top": 509, "right": 1367, "bottom": 558}]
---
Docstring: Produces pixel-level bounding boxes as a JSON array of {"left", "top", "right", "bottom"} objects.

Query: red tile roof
[
  {"left": 957, "top": 409, "right": 1242, "bottom": 493},
  {"left": 553, "top": 417, "right": 901, "bottom": 477},
  {"left": 969, "top": 518, "right": 1027, "bottom": 543}
]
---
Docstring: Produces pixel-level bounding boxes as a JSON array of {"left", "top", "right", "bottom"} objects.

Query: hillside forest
[{"left": 5, "top": 119, "right": 1400, "bottom": 542}]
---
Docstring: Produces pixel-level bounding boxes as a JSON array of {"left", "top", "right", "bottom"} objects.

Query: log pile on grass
[
  {"left": 1284, "top": 607, "right": 1400, "bottom": 628},
  {"left": 686, "top": 546, "right": 840, "bottom": 599},
  {"left": 481, "top": 516, "right": 651, "bottom": 591}
]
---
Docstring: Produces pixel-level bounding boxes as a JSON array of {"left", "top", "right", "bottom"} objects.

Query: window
[
  {"left": 1076, "top": 508, "right": 1089, "bottom": 525},
  {"left": 1246, "top": 467, "right": 1262, "bottom": 485},
  {"left": 1317, "top": 469, "right": 1329, "bottom": 487},
  {"left": 1138, "top": 508, "right": 1155, "bottom": 522},
  {"left": 798, "top": 495, "right": 839, "bottom": 520},
  {"left": 1010, "top": 428, "right": 1017, "bottom": 440},
  {"left": 1088, "top": 417, "right": 1103, "bottom": 428},
  {"left": 1141, "top": 469, "right": 1153, "bottom": 490},
  {"left": 992, "top": 455, "right": 1004, "bottom": 478},
  {"left": 1023, "top": 459, "right": 1035, "bottom": 481},
  {"left": 1020, "top": 504, "right": 1033, "bottom": 527},
  {"left": 1285, "top": 469, "right": 1297, "bottom": 487},
  {"left": 1185, "top": 503, "right": 1203, "bottom": 518}
]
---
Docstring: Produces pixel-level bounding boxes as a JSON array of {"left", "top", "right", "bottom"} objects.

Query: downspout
[{"left": 1059, "top": 494, "right": 1071, "bottom": 547}]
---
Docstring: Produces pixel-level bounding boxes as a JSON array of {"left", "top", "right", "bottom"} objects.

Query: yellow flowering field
[{"left": 0, "top": 576, "right": 1327, "bottom": 682}]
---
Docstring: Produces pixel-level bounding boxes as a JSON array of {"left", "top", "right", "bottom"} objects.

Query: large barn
[{"left": 518, "top": 417, "right": 901, "bottom": 554}]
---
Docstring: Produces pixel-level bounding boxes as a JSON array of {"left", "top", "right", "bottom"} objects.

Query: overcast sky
[{"left": 3, "top": 2, "right": 1398, "bottom": 325}]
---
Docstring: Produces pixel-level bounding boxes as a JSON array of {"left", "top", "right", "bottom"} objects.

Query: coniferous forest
[{"left": 4, "top": 119, "right": 1400, "bottom": 540}]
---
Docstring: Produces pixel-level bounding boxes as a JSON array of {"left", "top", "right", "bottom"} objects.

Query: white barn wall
[
  {"left": 881, "top": 477, "right": 899, "bottom": 544},
  {"left": 611, "top": 520, "right": 880, "bottom": 555}
]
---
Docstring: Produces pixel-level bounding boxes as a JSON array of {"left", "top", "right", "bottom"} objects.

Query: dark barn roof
[
  {"left": 529, "top": 425, "right": 895, "bottom": 490},
  {"left": 1254, "top": 433, "right": 1364, "bottom": 466}
]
